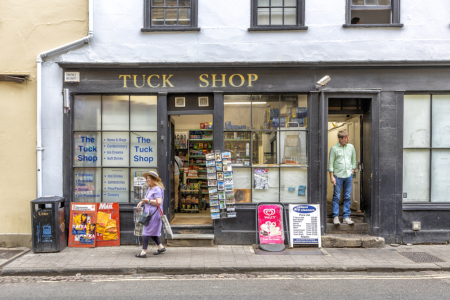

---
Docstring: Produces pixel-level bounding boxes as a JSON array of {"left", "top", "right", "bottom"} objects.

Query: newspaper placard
[{"left": 289, "top": 204, "right": 321, "bottom": 248}]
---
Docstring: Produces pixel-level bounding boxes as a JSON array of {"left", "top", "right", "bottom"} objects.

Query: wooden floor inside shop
[{"left": 170, "top": 208, "right": 213, "bottom": 225}]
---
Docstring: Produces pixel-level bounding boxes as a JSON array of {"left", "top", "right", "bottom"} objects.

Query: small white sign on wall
[{"left": 65, "top": 72, "right": 80, "bottom": 82}]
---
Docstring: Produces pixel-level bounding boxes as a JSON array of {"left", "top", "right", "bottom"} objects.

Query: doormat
[
  {"left": 398, "top": 252, "right": 445, "bottom": 263},
  {"left": 254, "top": 248, "right": 324, "bottom": 256}
]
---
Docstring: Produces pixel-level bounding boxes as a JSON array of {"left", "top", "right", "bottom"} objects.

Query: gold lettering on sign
[
  {"left": 199, "top": 74, "right": 209, "bottom": 87},
  {"left": 163, "top": 75, "right": 174, "bottom": 88},
  {"left": 212, "top": 74, "right": 227, "bottom": 88},
  {"left": 147, "top": 75, "right": 160, "bottom": 88},
  {"left": 119, "top": 75, "right": 131, "bottom": 88},
  {"left": 248, "top": 74, "right": 258, "bottom": 87},
  {"left": 133, "top": 75, "right": 146, "bottom": 88},
  {"left": 229, "top": 74, "right": 245, "bottom": 87}
]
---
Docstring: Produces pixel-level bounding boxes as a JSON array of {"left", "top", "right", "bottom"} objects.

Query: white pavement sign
[{"left": 289, "top": 204, "right": 321, "bottom": 248}]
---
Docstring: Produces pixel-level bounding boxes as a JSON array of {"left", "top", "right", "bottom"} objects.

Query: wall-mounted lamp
[{"left": 316, "top": 75, "right": 331, "bottom": 90}]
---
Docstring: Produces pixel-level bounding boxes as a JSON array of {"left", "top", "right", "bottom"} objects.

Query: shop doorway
[
  {"left": 168, "top": 114, "right": 214, "bottom": 227},
  {"left": 323, "top": 95, "right": 376, "bottom": 234}
]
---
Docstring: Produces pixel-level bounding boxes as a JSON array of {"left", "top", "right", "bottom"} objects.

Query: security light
[{"left": 317, "top": 75, "right": 331, "bottom": 86}]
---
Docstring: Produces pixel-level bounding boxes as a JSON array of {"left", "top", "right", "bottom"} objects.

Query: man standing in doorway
[
  {"left": 174, "top": 155, "right": 183, "bottom": 212},
  {"left": 328, "top": 130, "right": 357, "bottom": 225}
]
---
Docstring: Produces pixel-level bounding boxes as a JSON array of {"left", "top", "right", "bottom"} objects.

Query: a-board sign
[
  {"left": 96, "top": 202, "right": 120, "bottom": 247},
  {"left": 68, "top": 203, "right": 97, "bottom": 248},
  {"left": 289, "top": 204, "right": 321, "bottom": 248},
  {"left": 258, "top": 204, "right": 284, "bottom": 244}
]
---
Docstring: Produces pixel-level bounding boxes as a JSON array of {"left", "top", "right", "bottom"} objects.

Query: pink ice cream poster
[{"left": 258, "top": 205, "right": 283, "bottom": 244}]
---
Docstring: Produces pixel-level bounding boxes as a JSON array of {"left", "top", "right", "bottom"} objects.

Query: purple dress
[{"left": 142, "top": 186, "right": 164, "bottom": 237}]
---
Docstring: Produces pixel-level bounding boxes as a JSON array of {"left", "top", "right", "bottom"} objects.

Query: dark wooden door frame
[{"left": 319, "top": 90, "right": 380, "bottom": 235}]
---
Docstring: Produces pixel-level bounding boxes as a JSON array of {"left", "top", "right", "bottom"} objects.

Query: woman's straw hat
[{"left": 142, "top": 171, "right": 161, "bottom": 181}]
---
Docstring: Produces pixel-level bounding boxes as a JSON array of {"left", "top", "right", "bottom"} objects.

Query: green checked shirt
[{"left": 328, "top": 143, "right": 357, "bottom": 178}]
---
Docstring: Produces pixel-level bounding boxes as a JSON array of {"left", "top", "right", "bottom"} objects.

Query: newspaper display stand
[
  {"left": 133, "top": 177, "right": 146, "bottom": 237},
  {"left": 68, "top": 203, "right": 97, "bottom": 248},
  {"left": 96, "top": 202, "right": 120, "bottom": 247}
]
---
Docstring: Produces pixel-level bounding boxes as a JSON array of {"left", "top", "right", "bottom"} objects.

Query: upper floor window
[
  {"left": 249, "top": 0, "right": 307, "bottom": 31},
  {"left": 345, "top": 0, "right": 402, "bottom": 27},
  {"left": 142, "top": 0, "right": 199, "bottom": 32}
]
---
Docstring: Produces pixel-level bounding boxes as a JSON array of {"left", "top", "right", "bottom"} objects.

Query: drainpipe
[{"left": 36, "top": 0, "right": 94, "bottom": 197}]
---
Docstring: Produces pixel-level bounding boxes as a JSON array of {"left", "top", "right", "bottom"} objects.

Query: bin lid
[{"left": 31, "top": 196, "right": 64, "bottom": 203}]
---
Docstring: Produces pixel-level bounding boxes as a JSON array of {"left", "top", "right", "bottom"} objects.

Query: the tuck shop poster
[{"left": 258, "top": 205, "right": 283, "bottom": 244}]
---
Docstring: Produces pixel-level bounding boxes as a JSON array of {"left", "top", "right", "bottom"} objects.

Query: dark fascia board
[
  {"left": 57, "top": 61, "right": 450, "bottom": 69},
  {"left": 343, "top": 24, "right": 404, "bottom": 28},
  {"left": 0, "top": 74, "right": 29, "bottom": 83}
]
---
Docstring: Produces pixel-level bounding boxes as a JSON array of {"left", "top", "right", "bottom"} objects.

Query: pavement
[{"left": 2, "top": 244, "right": 450, "bottom": 276}]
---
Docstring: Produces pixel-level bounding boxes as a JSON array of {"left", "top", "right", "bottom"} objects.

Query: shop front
[{"left": 60, "top": 63, "right": 450, "bottom": 245}]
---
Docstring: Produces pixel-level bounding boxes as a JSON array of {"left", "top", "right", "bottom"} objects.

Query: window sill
[
  {"left": 403, "top": 203, "right": 450, "bottom": 211},
  {"left": 141, "top": 27, "right": 201, "bottom": 32},
  {"left": 343, "top": 24, "right": 403, "bottom": 29},
  {"left": 248, "top": 26, "right": 308, "bottom": 32}
]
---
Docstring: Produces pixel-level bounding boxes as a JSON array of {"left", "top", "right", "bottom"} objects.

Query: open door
[{"left": 169, "top": 118, "right": 176, "bottom": 222}]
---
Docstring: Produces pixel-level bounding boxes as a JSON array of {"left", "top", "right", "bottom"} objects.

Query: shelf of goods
[{"left": 180, "top": 189, "right": 202, "bottom": 213}]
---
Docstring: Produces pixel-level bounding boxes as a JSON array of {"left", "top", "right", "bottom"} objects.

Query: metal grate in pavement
[
  {"left": 398, "top": 252, "right": 445, "bottom": 263},
  {"left": 0, "top": 250, "right": 23, "bottom": 260}
]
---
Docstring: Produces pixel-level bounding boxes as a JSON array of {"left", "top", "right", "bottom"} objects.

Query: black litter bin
[{"left": 31, "top": 196, "right": 67, "bottom": 253}]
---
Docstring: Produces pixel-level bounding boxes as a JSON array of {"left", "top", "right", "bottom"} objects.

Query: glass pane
[
  {"left": 253, "top": 131, "right": 278, "bottom": 166},
  {"left": 224, "top": 132, "right": 251, "bottom": 166},
  {"left": 253, "top": 95, "right": 279, "bottom": 130},
  {"left": 103, "top": 168, "right": 129, "bottom": 203},
  {"left": 432, "top": 95, "right": 450, "bottom": 148},
  {"left": 152, "top": 0, "right": 164, "bottom": 6},
  {"left": 352, "top": 0, "right": 364, "bottom": 4},
  {"left": 403, "top": 149, "right": 430, "bottom": 202},
  {"left": 165, "top": 8, "right": 177, "bottom": 25},
  {"left": 102, "top": 132, "right": 130, "bottom": 167},
  {"left": 365, "top": 0, "right": 377, "bottom": 5},
  {"left": 130, "top": 96, "right": 157, "bottom": 131},
  {"left": 131, "top": 132, "right": 158, "bottom": 167},
  {"left": 431, "top": 150, "right": 450, "bottom": 202},
  {"left": 403, "top": 95, "right": 430, "bottom": 148},
  {"left": 281, "top": 94, "right": 307, "bottom": 128},
  {"left": 279, "top": 131, "right": 307, "bottom": 166},
  {"left": 166, "top": 0, "right": 177, "bottom": 6},
  {"left": 102, "top": 95, "right": 129, "bottom": 131},
  {"left": 74, "top": 132, "right": 101, "bottom": 167},
  {"left": 257, "top": 8, "right": 270, "bottom": 25},
  {"left": 252, "top": 167, "right": 279, "bottom": 203},
  {"left": 131, "top": 168, "right": 156, "bottom": 201},
  {"left": 258, "top": 0, "right": 269, "bottom": 6},
  {"left": 272, "top": 0, "right": 283, "bottom": 6},
  {"left": 285, "top": 0, "right": 297, "bottom": 6},
  {"left": 379, "top": 0, "right": 391, "bottom": 5},
  {"left": 152, "top": 8, "right": 164, "bottom": 25},
  {"left": 179, "top": 0, "right": 191, "bottom": 7},
  {"left": 74, "top": 168, "right": 101, "bottom": 203},
  {"left": 271, "top": 8, "right": 283, "bottom": 25},
  {"left": 233, "top": 168, "right": 252, "bottom": 203},
  {"left": 224, "top": 95, "right": 251, "bottom": 130},
  {"left": 280, "top": 168, "right": 307, "bottom": 203},
  {"left": 178, "top": 8, "right": 191, "bottom": 26},
  {"left": 284, "top": 8, "right": 296, "bottom": 25},
  {"left": 74, "top": 95, "right": 101, "bottom": 131}
]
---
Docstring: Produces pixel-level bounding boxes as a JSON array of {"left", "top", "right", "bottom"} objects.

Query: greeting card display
[{"left": 207, "top": 150, "right": 236, "bottom": 219}]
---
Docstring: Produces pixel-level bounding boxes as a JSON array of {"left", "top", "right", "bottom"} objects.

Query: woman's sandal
[
  {"left": 153, "top": 248, "right": 166, "bottom": 255},
  {"left": 135, "top": 253, "right": 147, "bottom": 258}
]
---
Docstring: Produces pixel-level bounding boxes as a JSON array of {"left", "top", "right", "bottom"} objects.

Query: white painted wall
[{"left": 58, "top": 0, "right": 450, "bottom": 63}]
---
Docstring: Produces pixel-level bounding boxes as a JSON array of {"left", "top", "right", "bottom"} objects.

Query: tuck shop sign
[
  {"left": 118, "top": 74, "right": 259, "bottom": 88},
  {"left": 289, "top": 204, "right": 321, "bottom": 248}
]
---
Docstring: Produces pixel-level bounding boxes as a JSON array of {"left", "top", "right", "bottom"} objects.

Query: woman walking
[{"left": 135, "top": 171, "right": 166, "bottom": 258}]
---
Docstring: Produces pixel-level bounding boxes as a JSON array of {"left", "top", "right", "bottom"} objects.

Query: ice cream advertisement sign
[{"left": 258, "top": 205, "right": 284, "bottom": 244}]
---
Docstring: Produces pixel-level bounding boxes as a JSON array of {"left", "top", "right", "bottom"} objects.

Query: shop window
[
  {"left": 142, "top": 0, "right": 199, "bottom": 32},
  {"left": 73, "top": 95, "right": 158, "bottom": 203},
  {"left": 224, "top": 94, "right": 308, "bottom": 203},
  {"left": 249, "top": 0, "right": 307, "bottom": 31},
  {"left": 345, "top": 0, "right": 402, "bottom": 27},
  {"left": 403, "top": 95, "right": 450, "bottom": 203}
]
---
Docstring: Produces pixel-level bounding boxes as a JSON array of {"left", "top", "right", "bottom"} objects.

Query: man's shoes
[
  {"left": 343, "top": 218, "right": 355, "bottom": 225},
  {"left": 333, "top": 217, "right": 340, "bottom": 225}
]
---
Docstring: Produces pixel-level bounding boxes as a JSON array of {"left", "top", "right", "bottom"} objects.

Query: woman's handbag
[
  {"left": 138, "top": 208, "right": 158, "bottom": 226},
  {"left": 157, "top": 204, "right": 173, "bottom": 239}
]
